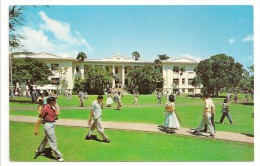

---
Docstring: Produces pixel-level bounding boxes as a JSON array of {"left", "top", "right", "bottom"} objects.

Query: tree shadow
[
  {"left": 240, "top": 102, "right": 254, "bottom": 106},
  {"left": 34, "top": 147, "right": 56, "bottom": 160},
  {"left": 9, "top": 99, "right": 34, "bottom": 104},
  {"left": 240, "top": 133, "right": 254, "bottom": 137}
]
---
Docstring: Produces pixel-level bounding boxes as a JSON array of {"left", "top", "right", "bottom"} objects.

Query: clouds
[
  {"left": 228, "top": 38, "right": 236, "bottom": 44},
  {"left": 228, "top": 34, "right": 253, "bottom": 44},
  {"left": 21, "top": 11, "right": 92, "bottom": 57},
  {"left": 242, "top": 34, "right": 254, "bottom": 42}
]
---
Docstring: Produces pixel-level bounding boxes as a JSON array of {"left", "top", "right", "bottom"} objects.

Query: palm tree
[
  {"left": 158, "top": 54, "right": 170, "bottom": 60},
  {"left": 76, "top": 52, "right": 87, "bottom": 62},
  {"left": 132, "top": 51, "right": 140, "bottom": 61},
  {"left": 76, "top": 52, "right": 87, "bottom": 79},
  {"left": 180, "top": 66, "right": 186, "bottom": 75}
]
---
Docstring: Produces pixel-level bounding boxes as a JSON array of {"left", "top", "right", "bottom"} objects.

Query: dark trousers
[
  {"left": 220, "top": 112, "right": 233, "bottom": 124},
  {"left": 203, "top": 114, "right": 215, "bottom": 131}
]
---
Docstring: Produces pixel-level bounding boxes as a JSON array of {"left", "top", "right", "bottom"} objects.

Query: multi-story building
[{"left": 14, "top": 52, "right": 202, "bottom": 94}]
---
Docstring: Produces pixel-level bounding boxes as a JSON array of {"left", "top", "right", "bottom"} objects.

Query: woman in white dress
[
  {"left": 133, "top": 90, "right": 139, "bottom": 105},
  {"left": 164, "top": 95, "right": 180, "bottom": 133},
  {"left": 106, "top": 92, "right": 113, "bottom": 107}
]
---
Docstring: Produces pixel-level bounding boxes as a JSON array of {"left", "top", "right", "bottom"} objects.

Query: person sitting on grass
[
  {"left": 220, "top": 98, "right": 235, "bottom": 125},
  {"left": 163, "top": 95, "right": 180, "bottom": 133}
]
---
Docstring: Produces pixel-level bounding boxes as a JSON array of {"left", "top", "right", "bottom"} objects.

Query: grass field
[
  {"left": 10, "top": 121, "right": 254, "bottom": 161},
  {"left": 9, "top": 93, "right": 254, "bottom": 161},
  {"left": 10, "top": 94, "right": 254, "bottom": 134}
]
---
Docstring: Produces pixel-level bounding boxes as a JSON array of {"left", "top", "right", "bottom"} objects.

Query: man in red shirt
[{"left": 34, "top": 97, "right": 64, "bottom": 161}]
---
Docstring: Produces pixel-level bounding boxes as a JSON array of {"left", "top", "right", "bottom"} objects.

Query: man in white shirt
[
  {"left": 85, "top": 95, "right": 110, "bottom": 143},
  {"left": 201, "top": 96, "right": 216, "bottom": 132},
  {"left": 193, "top": 94, "right": 215, "bottom": 137}
]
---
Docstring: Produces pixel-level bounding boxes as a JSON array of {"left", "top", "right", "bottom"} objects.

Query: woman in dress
[
  {"left": 164, "top": 95, "right": 180, "bottom": 133},
  {"left": 106, "top": 92, "right": 113, "bottom": 107},
  {"left": 133, "top": 90, "right": 139, "bottom": 105}
]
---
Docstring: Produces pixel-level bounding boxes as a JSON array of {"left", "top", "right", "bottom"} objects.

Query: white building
[{"left": 14, "top": 52, "right": 202, "bottom": 94}]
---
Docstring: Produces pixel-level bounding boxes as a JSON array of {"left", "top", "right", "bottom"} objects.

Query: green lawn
[
  {"left": 10, "top": 94, "right": 254, "bottom": 134},
  {"left": 10, "top": 121, "right": 254, "bottom": 161}
]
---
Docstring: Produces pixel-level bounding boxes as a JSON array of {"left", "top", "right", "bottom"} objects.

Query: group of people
[
  {"left": 33, "top": 90, "right": 239, "bottom": 162},
  {"left": 162, "top": 93, "right": 235, "bottom": 138},
  {"left": 105, "top": 91, "right": 122, "bottom": 109},
  {"left": 34, "top": 94, "right": 111, "bottom": 162},
  {"left": 227, "top": 91, "right": 254, "bottom": 103}
]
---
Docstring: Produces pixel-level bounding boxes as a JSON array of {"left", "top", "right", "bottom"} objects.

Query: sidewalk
[{"left": 10, "top": 115, "right": 254, "bottom": 144}]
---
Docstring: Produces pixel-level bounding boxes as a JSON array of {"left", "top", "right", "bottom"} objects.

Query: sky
[{"left": 18, "top": 5, "right": 254, "bottom": 68}]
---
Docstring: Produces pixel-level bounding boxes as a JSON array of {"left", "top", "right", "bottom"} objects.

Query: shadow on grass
[
  {"left": 85, "top": 135, "right": 103, "bottom": 142},
  {"left": 240, "top": 133, "right": 254, "bottom": 137},
  {"left": 10, "top": 99, "right": 35, "bottom": 104},
  {"left": 34, "top": 147, "right": 56, "bottom": 160},
  {"left": 240, "top": 102, "right": 254, "bottom": 106}
]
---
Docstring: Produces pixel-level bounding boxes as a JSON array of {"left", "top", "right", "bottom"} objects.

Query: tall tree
[
  {"left": 193, "top": 54, "right": 243, "bottom": 96},
  {"left": 128, "top": 64, "right": 162, "bottom": 94},
  {"left": 10, "top": 57, "right": 53, "bottom": 85},
  {"left": 238, "top": 65, "right": 254, "bottom": 92},
  {"left": 9, "top": 5, "right": 25, "bottom": 51},
  {"left": 76, "top": 52, "right": 87, "bottom": 62},
  {"left": 158, "top": 54, "right": 170, "bottom": 60},
  {"left": 82, "top": 66, "right": 113, "bottom": 94},
  {"left": 132, "top": 51, "right": 140, "bottom": 60}
]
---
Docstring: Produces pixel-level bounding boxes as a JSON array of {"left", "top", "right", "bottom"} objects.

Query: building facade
[{"left": 14, "top": 52, "right": 202, "bottom": 94}]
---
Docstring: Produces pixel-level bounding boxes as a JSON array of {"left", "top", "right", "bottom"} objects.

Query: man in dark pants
[{"left": 201, "top": 96, "right": 215, "bottom": 132}]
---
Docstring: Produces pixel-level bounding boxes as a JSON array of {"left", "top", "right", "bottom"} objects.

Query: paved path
[{"left": 10, "top": 115, "right": 254, "bottom": 144}]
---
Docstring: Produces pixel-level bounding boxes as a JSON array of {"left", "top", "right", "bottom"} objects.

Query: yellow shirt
[{"left": 37, "top": 105, "right": 43, "bottom": 114}]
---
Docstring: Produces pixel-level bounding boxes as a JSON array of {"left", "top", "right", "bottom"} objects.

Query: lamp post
[{"left": 9, "top": 53, "right": 14, "bottom": 98}]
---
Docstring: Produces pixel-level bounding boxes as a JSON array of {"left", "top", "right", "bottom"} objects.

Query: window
[
  {"left": 188, "top": 89, "right": 194, "bottom": 92},
  {"left": 188, "top": 79, "right": 193, "bottom": 85},
  {"left": 51, "top": 64, "right": 59, "bottom": 70},
  {"left": 106, "top": 67, "right": 109, "bottom": 72},
  {"left": 76, "top": 65, "right": 80, "bottom": 72},
  {"left": 125, "top": 79, "right": 128, "bottom": 85},
  {"left": 115, "top": 67, "right": 118, "bottom": 74},
  {"left": 182, "top": 78, "right": 185, "bottom": 85},
  {"left": 51, "top": 78, "right": 59, "bottom": 85},
  {"left": 173, "top": 66, "right": 179, "bottom": 72},
  {"left": 188, "top": 71, "right": 194, "bottom": 74},
  {"left": 182, "top": 89, "right": 185, "bottom": 93},
  {"left": 173, "top": 78, "right": 179, "bottom": 85},
  {"left": 124, "top": 67, "right": 128, "bottom": 74}
]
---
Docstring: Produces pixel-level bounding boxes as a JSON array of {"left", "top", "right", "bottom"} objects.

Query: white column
[
  {"left": 112, "top": 65, "right": 115, "bottom": 88},
  {"left": 80, "top": 64, "right": 84, "bottom": 79},
  {"left": 122, "top": 65, "right": 125, "bottom": 87}
]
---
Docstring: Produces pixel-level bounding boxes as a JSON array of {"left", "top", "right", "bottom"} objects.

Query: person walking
[
  {"left": 34, "top": 97, "right": 64, "bottom": 161},
  {"left": 133, "top": 90, "right": 139, "bottom": 105},
  {"left": 193, "top": 94, "right": 215, "bottom": 137},
  {"left": 67, "top": 90, "right": 71, "bottom": 100},
  {"left": 85, "top": 95, "right": 110, "bottom": 143},
  {"left": 157, "top": 92, "right": 162, "bottom": 104},
  {"left": 106, "top": 92, "right": 113, "bottom": 107},
  {"left": 78, "top": 90, "right": 84, "bottom": 107},
  {"left": 200, "top": 96, "right": 216, "bottom": 132},
  {"left": 163, "top": 95, "right": 180, "bottom": 133},
  {"left": 234, "top": 92, "right": 238, "bottom": 103},
  {"left": 116, "top": 92, "right": 122, "bottom": 109},
  {"left": 220, "top": 98, "right": 235, "bottom": 124}
]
